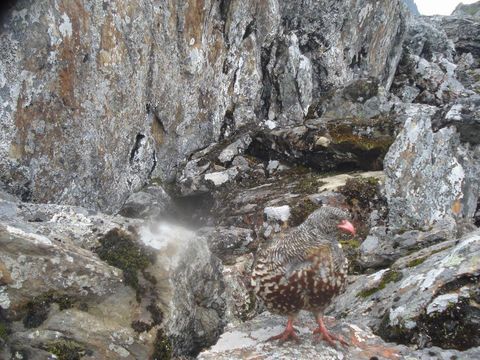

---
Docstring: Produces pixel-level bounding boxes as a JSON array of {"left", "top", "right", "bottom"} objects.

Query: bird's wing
[{"left": 283, "top": 243, "right": 334, "bottom": 279}]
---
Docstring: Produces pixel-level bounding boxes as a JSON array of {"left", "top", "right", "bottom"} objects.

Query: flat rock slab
[{"left": 198, "top": 312, "right": 411, "bottom": 360}]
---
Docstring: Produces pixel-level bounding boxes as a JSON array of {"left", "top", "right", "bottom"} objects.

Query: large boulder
[
  {"left": 329, "top": 229, "right": 480, "bottom": 350},
  {"left": 0, "top": 196, "right": 227, "bottom": 358},
  {"left": 383, "top": 103, "right": 480, "bottom": 230}
]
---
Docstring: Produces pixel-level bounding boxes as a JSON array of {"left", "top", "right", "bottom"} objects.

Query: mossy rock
[
  {"left": 23, "top": 291, "right": 75, "bottom": 328},
  {"left": 0, "top": 320, "right": 9, "bottom": 349},
  {"left": 327, "top": 120, "right": 394, "bottom": 153},
  {"left": 406, "top": 257, "right": 427, "bottom": 268},
  {"left": 151, "top": 329, "right": 172, "bottom": 360},
  {"left": 339, "top": 237, "right": 363, "bottom": 275},
  {"left": 289, "top": 199, "right": 320, "bottom": 227},
  {"left": 377, "top": 312, "right": 412, "bottom": 345},
  {"left": 339, "top": 176, "right": 385, "bottom": 240},
  {"left": 357, "top": 270, "right": 403, "bottom": 298},
  {"left": 339, "top": 176, "right": 379, "bottom": 208},
  {"left": 95, "top": 228, "right": 154, "bottom": 300},
  {"left": 45, "top": 339, "right": 86, "bottom": 360}
]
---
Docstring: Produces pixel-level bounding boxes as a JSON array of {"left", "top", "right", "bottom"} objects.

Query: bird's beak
[{"left": 337, "top": 220, "right": 356, "bottom": 236}]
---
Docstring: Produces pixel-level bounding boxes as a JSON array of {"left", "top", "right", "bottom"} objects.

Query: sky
[{"left": 416, "top": 0, "right": 479, "bottom": 15}]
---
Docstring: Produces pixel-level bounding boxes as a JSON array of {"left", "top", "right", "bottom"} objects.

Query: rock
[
  {"left": 218, "top": 136, "right": 252, "bottom": 164},
  {"left": 0, "top": 0, "right": 408, "bottom": 212},
  {"left": 205, "top": 167, "right": 240, "bottom": 187},
  {"left": 391, "top": 16, "right": 471, "bottom": 106},
  {"left": 197, "top": 310, "right": 480, "bottom": 359},
  {"left": 202, "top": 226, "right": 255, "bottom": 264},
  {"left": 328, "top": 229, "right": 480, "bottom": 350},
  {"left": 358, "top": 220, "right": 456, "bottom": 269},
  {"left": 0, "top": 223, "right": 123, "bottom": 313},
  {"left": 436, "top": 15, "right": 480, "bottom": 61},
  {"left": 402, "top": 0, "right": 420, "bottom": 16},
  {"left": 0, "top": 221, "right": 159, "bottom": 359},
  {"left": 0, "top": 194, "right": 228, "bottom": 358},
  {"left": 264, "top": 205, "right": 291, "bottom": 223},
  {"left": 384, "top": 103, "right": 480, "bottom": 230},
  {"left": 222, "top": 254, "right": 260, "bottom": 323},
  {"left": 118, "top": 185, "right": 173, "bottom": 220},
  {"left": 250, "top": 115, "right": 395, "bottom": 173},
  {"left": 453, "top": 2, "right": 480, "bottom": 18},
  {"left": 317, "top": 171, "right": 384, "bottom": 193},
  {"left": 138, "top": 222, "right": 226, "bottom": 356},
  {"left": 435, "top": 94, "right": 480, "bottom": 145}
]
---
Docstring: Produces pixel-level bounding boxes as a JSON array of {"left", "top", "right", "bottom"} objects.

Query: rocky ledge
[{"left": 198, "top": 312, "right": 480, "bottom": 360}]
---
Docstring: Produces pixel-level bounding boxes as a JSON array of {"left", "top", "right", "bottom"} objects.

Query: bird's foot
[
  {"left": 313, "top": 327, "right": 348, "bottom": 347},
  {"left": 266, "top": 317, "right": 300, "bottom": 344},
  {"left": 267, "top": 327, "right": 301, "bottom": 344},
  {"left": 313, "top": 317, "right": 348, "bottom": 347}
]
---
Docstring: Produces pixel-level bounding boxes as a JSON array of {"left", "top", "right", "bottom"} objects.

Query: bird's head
[{"left": 303, "top": 206, "right": 356, "bottom": 238}]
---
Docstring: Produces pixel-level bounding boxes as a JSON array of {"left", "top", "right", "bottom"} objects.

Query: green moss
[
  {"left": 46, "top": 339, "right": 85, "bottom": 360},
  {"left": 294, "top": 175, "right": 323, "bottom": 194},
  {"left": 358, "top": 270, "right": 403, "bottom": 298},
  {"left": 339, "top": 176, "right": 382, "bottom": 240},
  {"left": 328, "top": 122, "right": 394, "bottom": 152},
  {"left": 340, "top": 238, "right": 361, "bottom": 249},
  {"left": 377, "top": 313, "right": 412, "bottom": 345},
  {"left": 339, "top": 177, "right": 379, "bottom": 207},
  {"left": 96, "top": 228, "right": 154, "bottom": 301},
  {"left": 0, "top": 321, "right": 8, "bottom": 346},
  {"left": 406, "top": 257, "right": 427, "bottom": 268},
  {"left": 23, "top": 292, "right": 75, "bottom": 328},
  {"left": 151, "top": 329, "right": 172, "bottom": 360}
]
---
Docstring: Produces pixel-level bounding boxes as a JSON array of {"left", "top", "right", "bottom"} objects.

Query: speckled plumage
[{"left": 251, "top": 206, "right": 350, "bottom": 316}]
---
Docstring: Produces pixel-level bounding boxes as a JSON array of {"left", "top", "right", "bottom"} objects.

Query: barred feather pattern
[{"left": 251, "top": 207, "right": 349, "bottom": 315}]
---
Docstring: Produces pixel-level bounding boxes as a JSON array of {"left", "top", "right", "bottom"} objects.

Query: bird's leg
[
  {"left": 313, "top": 314, "right": 348, "bottom": 347},
  {"left": 266, "top": 316, "right": 300, "bottom": 343}
]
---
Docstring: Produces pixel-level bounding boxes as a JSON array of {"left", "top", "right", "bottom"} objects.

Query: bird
[{"left": 251, "top": 205, "right": 356, "bottom": 346}]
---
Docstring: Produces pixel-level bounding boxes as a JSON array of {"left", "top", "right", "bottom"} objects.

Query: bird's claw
[
  {"left": 313, "top": 327, "right": 349, "bottom": 347},
  {"left": 266, "top": 328, "right": 301, "bottom": 344}
]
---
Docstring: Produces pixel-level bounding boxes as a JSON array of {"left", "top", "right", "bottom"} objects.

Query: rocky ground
[{"left": 1, "top": 0, "right": 480, "bottom": 359}]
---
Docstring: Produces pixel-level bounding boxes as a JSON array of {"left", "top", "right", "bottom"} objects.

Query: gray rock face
[
  {"left": 139, "top": 222, "right": 227, "bottom": 356},
  {"left": 0, "top": 0, "right": 408, "bottom": 212},
  {"left": 358, "top": 221, "right": 456, "bottom": 269},
  {"left": 0, "top": 195, "right": 228, "bottom": 358},
  {"left": 329, "top": 229, "right": 480, "bottom": 350},
  {"left": 452, "top": 1, "right": 480, "bottom": 19},
  {"left": 402, "top": 0, "right": 420, "bottom": 16},
  {"left": 118, "top": 184, "right": 173, "bottom": 220},
  {"left": 384, "top": 104, "right": 480, "bottom": 230}
]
